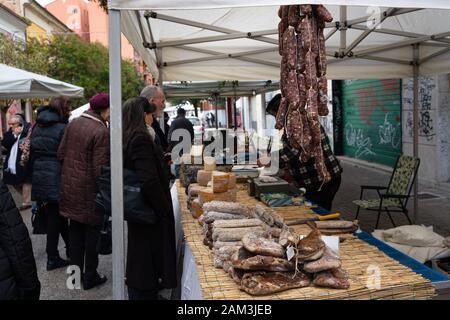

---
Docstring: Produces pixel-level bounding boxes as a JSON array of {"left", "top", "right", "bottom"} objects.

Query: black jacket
[
  {"left": 30, "top": 107, "right": 67, "bottom": 203},
  {"left": 167, "top": 115, "right": 194, "bottom": 152},
  {"left": 152, "top": 119, "right": 168, "bottom": 153},
  {"left": 0, "top": 180, "right": 41, "bottom": 300},
  {"left": 124, "top": 132, "right": 177, "bottom": 291},
  {"left": 2, "top": 122, "right": 32, "bottom": 185}
]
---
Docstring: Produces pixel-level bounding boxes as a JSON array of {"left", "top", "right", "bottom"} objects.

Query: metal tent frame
[
  {"left": 163, "top": 80, "right": 279, "bottom": 98},
  {"left": 108, "top": 4, "right": 450, "bottom": 299}
]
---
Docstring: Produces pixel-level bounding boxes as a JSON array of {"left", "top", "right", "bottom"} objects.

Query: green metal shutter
[{"left": 341, "top": 79, "right": 402, "bottom": 167}]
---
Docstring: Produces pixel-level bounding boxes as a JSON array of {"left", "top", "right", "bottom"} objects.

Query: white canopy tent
[
  {"left": 0, "top": 64, "right": 84, "bottom": 98},
  {"left": 111, "top": 1, "right": 450, "bottom": 82},
  {"left": 107, "top": 1, "right": 450, "bottom": 299}
]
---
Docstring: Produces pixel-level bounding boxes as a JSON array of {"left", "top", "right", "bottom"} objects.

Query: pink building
[{"left": 46, "top": 0, "right": 135, "bottom": 61}]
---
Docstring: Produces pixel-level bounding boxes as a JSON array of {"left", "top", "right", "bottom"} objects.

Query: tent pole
[
  {"left": 350, "top": 25, "right": 450, "bottom": 45},
  {"left": 345, "top": 8, "right": 422, "bottom": 27},
  {"left": 344, "top": 8, "right": 397, "bottom": 56},
  {"left": 339, "top": 6, "right": 347, "bottom": 57},
  {"left": 145, "top": 11, "right": 278, "bottom": 45},
  {"left": 215, "top": 93, "right": 218, "bottom": 130},
  {"left": 413, "top": 44, "right": 420, "bottom": 224},
  {"left": 152, "top": 29, "right": 277, "bottom": 48},
  {"left": 25, "top": 99, "right": 32, "bottom": 123},
  {"left": 420, "top": 47, "right": 450, "bottom": 64},
  {"left": 108, "top": 9, "right": 125, "bottom": 300},
  {"left": 158, "top": 67, "right": 165, "bottom": 134},
  {"left": 353, "top": 31, "right": 450, "bottom": 57}
]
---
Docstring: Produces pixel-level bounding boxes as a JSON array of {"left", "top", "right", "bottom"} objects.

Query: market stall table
[{"left": 171, "top": 181, "right": 449, "bottom": 300}]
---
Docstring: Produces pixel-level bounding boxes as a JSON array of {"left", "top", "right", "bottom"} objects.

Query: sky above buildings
[{"left": 36, "top": 0, "right": 54, "bottom": 6}]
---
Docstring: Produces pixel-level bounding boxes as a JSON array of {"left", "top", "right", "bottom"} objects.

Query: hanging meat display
[{"left": 277, "top": 4, "right": 333, "bottom": 183}]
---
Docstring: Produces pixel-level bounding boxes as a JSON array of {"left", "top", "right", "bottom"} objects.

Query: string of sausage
[{"left": 277, "top": 4, "right": 333, "bottom": 184}]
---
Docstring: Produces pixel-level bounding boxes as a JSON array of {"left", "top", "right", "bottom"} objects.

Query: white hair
[
  {"left": 140, "top": 85, "right": 163, "bottom": 100},
  {"left": 11, "top": 114, "right": 25, "bottom": 126}
]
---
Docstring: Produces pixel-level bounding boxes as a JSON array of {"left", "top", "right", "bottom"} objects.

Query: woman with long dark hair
[
  {"left": 122, "top": 97, "right": 177, "bottom": 300},
  {"left": 30, "top": 97, "right": 70, "bottom": 270}
]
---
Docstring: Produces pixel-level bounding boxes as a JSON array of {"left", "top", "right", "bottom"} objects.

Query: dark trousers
[
  {"left": 46, "top": 202, "right": 69, "bottom": 258},
  {"left": 69, "top": 220, "right": 101, "bottom": 280},
  {"left": 128, "top": 287, "right": 158, "bottom": 300},
  {"left": 305, "top": 176, "right": 341, "bottom": 212}
]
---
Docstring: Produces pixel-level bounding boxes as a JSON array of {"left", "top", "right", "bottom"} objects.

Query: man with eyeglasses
[
  {"left": 140, "top": 85, "right": 169, "bottom": 152},
  {"left": 2, "top": 113, "right": 33, "bottom": 210}
]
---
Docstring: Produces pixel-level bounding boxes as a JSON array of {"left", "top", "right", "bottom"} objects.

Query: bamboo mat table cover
[
  {"left": 174, "top": 181, "right": 440, "bottom": 300},
  {"left": 309, "top": 205, "right": 450, "bottom": 289}
]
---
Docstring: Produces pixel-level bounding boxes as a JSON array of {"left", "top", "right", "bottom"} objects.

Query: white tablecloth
[{"left": 171, "top": 184, "right": 203, "bottom": 300}]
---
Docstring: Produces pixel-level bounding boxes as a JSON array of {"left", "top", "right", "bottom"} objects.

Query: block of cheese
[
  {"left": 197, "top": 170, "right": 213, "bottom": 187},
  {"left": 212, "top": 171, "right": 230, "bottom": 193},
  {"left": 199, "top": 188, "right": 235, "bottom": 205},
  {"left": 228, "top": 173, "right": 236, "bottom": 189},
  {"left": 188, "top": 183, "right": 209, "bottom": 198},
  {"left": 190, "top": 198, "right": 204, "bottom": 219},
  {"left": 204, "top": 156, "right": 217, "bottom": 171}
]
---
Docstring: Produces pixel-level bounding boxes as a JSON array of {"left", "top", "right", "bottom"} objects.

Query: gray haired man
[{"left": 140, "top": 85, "right": 168, "bottom": 152}]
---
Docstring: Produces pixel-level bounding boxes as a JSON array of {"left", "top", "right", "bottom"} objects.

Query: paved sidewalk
[
  {"left": 11, "top": 202, "right": 112, "bottom": 300},
  {"left": 334, "top": 158, "right": 450, "bottom": 237}
]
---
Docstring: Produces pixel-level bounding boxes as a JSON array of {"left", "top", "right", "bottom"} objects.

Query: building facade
[
  {"left": 45, "top": 0, "right": 135, "bottom": 60},
  {"left": 0, "top": 2, "right": 29, "bottom": 137},
  {"left": 23, "top": 0, "right": 73, "bottom": 39},
  {"left": 0, "top": 2, "right": 27, "bottom": 42}
]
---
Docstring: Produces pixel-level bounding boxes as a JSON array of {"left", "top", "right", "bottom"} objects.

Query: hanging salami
[{"left": 276, "top": 4, "right": 333, "bottom": 183}]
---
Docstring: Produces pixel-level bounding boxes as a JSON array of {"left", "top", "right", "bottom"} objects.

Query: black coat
[
  {"left": 0, "top": 180, "right": 41, "bottom": 300},
  {"left": 30, "top": 107, "right": 67, "bottom": 203},
  {"left": 2, "top": 122, "right": 32, "bottom": 185},
  {"left": 152, "top": 119, "right": 169, "bottom": 153},
  {"left": 124, "top": 132, "right": 177, "bottom": 291},
  {"left": 168, "top": 116, "right": 194, "bottom": 152}
]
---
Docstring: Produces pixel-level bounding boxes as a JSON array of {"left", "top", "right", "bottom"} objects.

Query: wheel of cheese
[
  {"left": 188, "top": 184, "right": 208, "bottom": 198},
  {"left": 199, "top": 188, "right": 234, "bottom": 205},
  {"left": 197, "top": 170, "right": 213, "bottom": 187},
  {"left": 212, "top": 171, "right": 230, "bottom": 193}
]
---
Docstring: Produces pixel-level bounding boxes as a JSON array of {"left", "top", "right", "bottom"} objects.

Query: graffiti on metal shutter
[{"left": 342, "top": 79, "right": 402, "bottom": 167}]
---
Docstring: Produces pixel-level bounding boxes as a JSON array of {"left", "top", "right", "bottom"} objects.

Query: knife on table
[{"left": 286, "top": 213, "right": 341, "bottom": 226}]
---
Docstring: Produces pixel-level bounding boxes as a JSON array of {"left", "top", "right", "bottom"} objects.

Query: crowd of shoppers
[{"left": 1, "top": 85, "right": 178, "bottom": 300}]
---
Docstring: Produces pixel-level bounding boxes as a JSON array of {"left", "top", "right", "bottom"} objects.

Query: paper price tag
[{"left": 286, "top": 245, "right": 295, "bottom": 261}]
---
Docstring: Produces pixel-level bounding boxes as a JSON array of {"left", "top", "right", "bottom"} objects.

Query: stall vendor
[{"left": 263, "top": 93, "right": 343, "bottom": 211}]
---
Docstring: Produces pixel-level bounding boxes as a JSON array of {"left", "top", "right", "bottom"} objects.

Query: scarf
[{"left": 146, "top": 124, "right": 156, "bottom": 141}]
